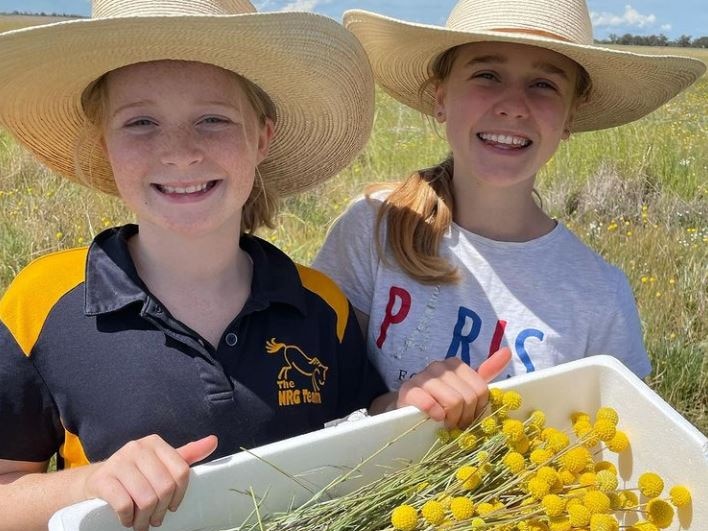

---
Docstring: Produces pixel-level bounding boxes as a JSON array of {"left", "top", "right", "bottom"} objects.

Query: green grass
[{"left": 0, "top": 50, "right": 705, "bottom": 434}]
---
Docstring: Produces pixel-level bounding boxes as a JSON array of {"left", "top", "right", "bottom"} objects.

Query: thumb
[
  {"left": 478, "top": 347, "right": 511, "bottom": 382},
  {"left": 177, "top": 435, "right": 218, "bottom": 465}
]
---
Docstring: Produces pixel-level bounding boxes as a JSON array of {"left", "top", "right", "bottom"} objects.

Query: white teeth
[
  {"left": 161, "top": 182, "right": 209, "bottom": 194},
  {"left": 479, "top": 133, "right": 530, "bottom": 146}
]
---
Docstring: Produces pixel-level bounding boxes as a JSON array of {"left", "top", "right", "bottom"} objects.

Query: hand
[
  {"left": 80, "top": 434, "right": 218, "bottom": 531},
  {"left": 396, "top": 347, "right": 511, "bottom": 428}
]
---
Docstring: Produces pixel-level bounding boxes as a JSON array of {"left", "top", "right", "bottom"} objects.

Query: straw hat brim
[
  {"left": 0, "top": 12, "right": 374, "bottom": 196},
  {"left": 344, "top": 10, "right": 705, "bottom": 132}
]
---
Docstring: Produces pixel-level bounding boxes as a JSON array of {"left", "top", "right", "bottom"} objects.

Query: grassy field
[{"left": 0, "top": 48, "right": 705, "bottom": 434}]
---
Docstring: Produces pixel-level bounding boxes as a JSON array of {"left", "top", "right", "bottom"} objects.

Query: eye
[
  {"left": 125, "top": 117, "right": 156, "bottom": 128},
  {"left": 199, "top": 115, "right": 231, "bottom": 126},
  {"left": 533, "top": 80, "right": 558, "bottom": 91},
  {"left": 472, "top": 71, "right": 499, "bottom": 81}
]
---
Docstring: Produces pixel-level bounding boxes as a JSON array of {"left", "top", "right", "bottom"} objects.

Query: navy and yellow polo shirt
[{"left": 0, "top": 224, "right": 387, "bottom": 469}]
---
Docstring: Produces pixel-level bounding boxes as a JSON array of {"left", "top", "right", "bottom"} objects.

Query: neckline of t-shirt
[{"left": 450, "top": 219, "right": 566, "bottom": 250}]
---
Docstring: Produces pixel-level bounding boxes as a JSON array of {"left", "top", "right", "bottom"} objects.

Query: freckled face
[
  {"left": 102, "top": 60, "right": 273, "bottom": 237},
  {"left": 435, "top": 42, "right": 578, "bottom": 189}
]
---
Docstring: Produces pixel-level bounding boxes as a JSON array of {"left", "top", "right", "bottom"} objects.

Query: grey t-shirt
[{"left": 313, "top": 194, "right": 651, "bottom": 390}]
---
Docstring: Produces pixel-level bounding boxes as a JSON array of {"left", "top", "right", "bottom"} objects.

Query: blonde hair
[
  {"left": 78, "top": 61, "right": 280, "bottom": 234},
  {"left": 372, "top": 44, "right": 593, "bottom": 285}
]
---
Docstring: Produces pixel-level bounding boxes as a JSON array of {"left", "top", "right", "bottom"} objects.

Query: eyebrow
[
  {"left": 111, "top": 100, "right": 240, "bottom": 118},
  {"left": 464, "top": 55, "right": 569, "bottom": 80},
  {"left": 111, "top": 100, "right": 156, "bottom": 118}
]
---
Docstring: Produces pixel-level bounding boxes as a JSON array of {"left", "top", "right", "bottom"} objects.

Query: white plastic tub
[{"left": 48, "top": 355, "right": 707, "bottom": 531}]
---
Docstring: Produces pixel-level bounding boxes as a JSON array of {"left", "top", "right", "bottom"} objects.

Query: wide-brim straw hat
[
  {"left": 344, "top": 0, "right": 705, "bottom": 132},
  {"left": 0, "top": 0, "right": 374, "bottom": 197}
]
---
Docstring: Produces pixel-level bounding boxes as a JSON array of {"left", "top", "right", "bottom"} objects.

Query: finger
[
  {"left": 153, "top": 444, "right": 194, "bottom": 512},
  {"left": 414, "top": 371, "right": 468, "bottom": 428},
  {"left": 133, "top": 449, "right": 180, "bottom": 528},
  {"left": 176, "top": 435, "right": 218, "bottom": 465},
  {"left": 478, "top": 347, "right": 512, "bottom": 382},
  {"left": 447, "top": 364, "right": 489, "bottom": 428},
  {"left": 397, "top": 385, "right": 446, "bottom": 422},
  {"left": 93, "top": 475, "right": 136, "bottom": 528},
  {"left": 110, "top": 461, "right": 158, "bottom": 531}
]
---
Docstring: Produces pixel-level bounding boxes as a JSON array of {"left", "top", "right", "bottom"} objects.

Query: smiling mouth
[
  {"left": 153, "top": 180, "right": 219, "bottom": 195},
  {"left": 478, "top": 133, "right": 532, "bottom": 148}
]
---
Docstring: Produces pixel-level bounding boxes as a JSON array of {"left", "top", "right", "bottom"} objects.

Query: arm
[
  {"left": 369, "top": 348, "right": 512, "bottom": 428},
  {"left": 0, "top": 435, "right": 217, "bottom": 531}
]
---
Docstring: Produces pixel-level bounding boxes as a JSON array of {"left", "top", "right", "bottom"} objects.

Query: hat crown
[
  {"left": 447, "top": 0, "right": 593, "bottom": 45},
  {"left": 92, "top": 0, "right": 256, "bottom": 18}
]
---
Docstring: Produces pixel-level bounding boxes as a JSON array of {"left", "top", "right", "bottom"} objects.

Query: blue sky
[{"left": 1, "top": 1, "right": 705, "bottom": 39}]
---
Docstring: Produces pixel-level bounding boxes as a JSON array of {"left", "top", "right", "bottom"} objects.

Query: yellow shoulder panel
[
  {"left": 60, "top": 427, "right": 91, "bottom": 468},
  {"left": 295, "top": 264, "right": 349, "bottom": 343},
  {"left": 0, "top": 247, "right": 88, "bottom": 356}
]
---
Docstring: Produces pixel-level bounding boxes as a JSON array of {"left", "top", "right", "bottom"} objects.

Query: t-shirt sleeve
[
  {"left": 334, "top": 301, "right": 388, "bottom": 416},
  {"left": 313, "top": 195, "right": 381, "bottom": 316},
  {"left": 590, "top": 269, "right": 651, "bottom": 378},
  {"left": 0, "top": 320, "right": 62, "bottom": 462}
]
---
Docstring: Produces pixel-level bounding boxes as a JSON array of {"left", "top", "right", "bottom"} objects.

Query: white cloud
[
  {"left": 590, "top": 4, "right": 657, "bottom": 29},
  {"left": 661, "top": 24, "right": 672, "bottom": 31}
]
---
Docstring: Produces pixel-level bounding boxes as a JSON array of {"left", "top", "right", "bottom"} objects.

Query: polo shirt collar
[{"left": 84, "top": 224, "right": 308, "bottom": 317}]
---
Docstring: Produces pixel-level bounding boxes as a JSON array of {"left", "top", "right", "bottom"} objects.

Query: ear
[
  {"left": 256, "top": 117, "right": 275, "bottom": 165},
  {"left": 434, "top": 83, "right": 447, "bottom": 123}
]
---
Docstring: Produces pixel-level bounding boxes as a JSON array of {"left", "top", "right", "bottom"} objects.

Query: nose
[
  {"left": 493, "top": 87, "right": 530, "bottom": 120},
  {"left": 159, "top": 124, "right": 203, "bottom": 167}
]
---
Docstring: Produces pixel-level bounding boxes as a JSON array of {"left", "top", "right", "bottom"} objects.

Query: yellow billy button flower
[
  {"left": 542, "top": 494, "right": 566, "bottom": 517},
  {"left": 421, "top": 500, "right": 446, "bottom": 526},
  {"left": 470, "top": 517, "right": 486, "bottom": 529},
  {"left": 528, "top": 476, "right": 551, "bottom": 500},
  {"left": 502, "top": 390, "right": 522, "bottom": 410},
  {"left": 391, "top": 504, "right": 418, "bottom": 531},
  {"left": 455, "top": 465, "right": 481, "bottom": 490},
  {"left": 571, "top": 411, "right": 591, "bottom": 424},
  {"left": 502, "top": 419, "right": 525, "bottom": 442},
  {"left": 669, "top": 485, "right": 691, "bottom": 507},
  {"left": 503, "top": 451, "right": 526, "bottom": 474},
  {"left": 512, "top": 434, "right": 531, "bottom": 454},
  {"left": 530, "top": 448, "right": 553, "bottom": 465},
  {"left": 579, "top": 471, "right": 597, "bottom": 486},
  {"left": 595, "top": 407, "right": 619, "bottom": 426},
  {"left": 436, "top": 428, "right": 451, "bottom": 444},
  {"left": 619, "top": 489, "right": 639, "bottom": 508},
  {"left": 547, "top": 431, "right": 570, "bottom": 452},
  {"left": 595, "top": 470, "right": 619, "bottom": 493},
  {"left": 449, "top": 428, "right": 464, "bottom": 440},
  {"left": 475, "top": 501, "right": 496, "bottom": 516},
  {"left": 583, "top": 491, "right": 611, "bottom": 514},
  {"left": 480, "top": 416, "right": 498, "bottom": 435},
  {"left": 594, "top": 461, "right": 617, "bottom": 475},
  {"left": 568, "top": 504, "right": 592, "bottom": 527},
  {"left": 489, "top": 388, "right": 504, "bottom": 409},
  {"left": 561, "top": 447, "right": 591, "bottom": 473},
  {"left": 638, "top": 472, "right": 664, "bottom": 497},
  {"left": 558, "top": 468, "right": 577, "bottom": 486},
  {"left": 607, "top": 431, "right": 629, "bottom": 452},
  {"left": 458, "top": 433, "right": 477, "bottom": 450},
  {"left": 590, "top": 513, "right": 619, "bottom": 531},
  {"left": 593, "top": 419, "right": 617, "bottom": 442},
  {"left": 529, "top": 410, "right": 546, "bottom": 428},
  {"left": 450, "top": 497, "right": 475, "bottom": 521},
  {"left": 646, "top": 498, "right": 674, "bottom": 529},
  {"left": 548, "top": 516, "right": 572, "bottom": 531}
]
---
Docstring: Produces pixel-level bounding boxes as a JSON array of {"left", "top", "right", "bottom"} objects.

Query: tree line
[{"left": 597, "top": 33, "right": 708, "bottom": 48}]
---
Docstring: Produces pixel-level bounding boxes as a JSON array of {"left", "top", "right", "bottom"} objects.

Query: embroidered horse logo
[{"left": 266, "top": 338, "right": 329, "bottom": 392}]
